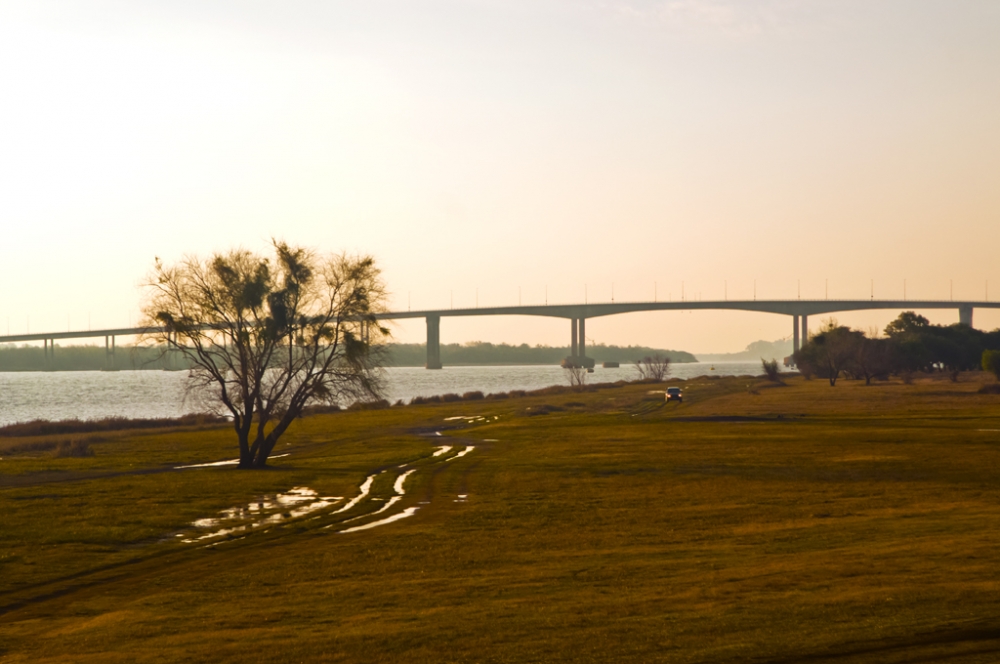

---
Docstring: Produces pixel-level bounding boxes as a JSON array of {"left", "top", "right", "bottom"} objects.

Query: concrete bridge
[
  {"left": 5, "top": 299, "right": 993, "bottom": 370},
  {"left": 376, "top": 300, "right": 996, "bottom": 368}
]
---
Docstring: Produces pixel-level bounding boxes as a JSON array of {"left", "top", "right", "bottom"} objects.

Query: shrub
[
  {"left": 462, "top": 391, "right": 485, "bottom": 401},
  {"left": 410, "top": 395, "right": 443, "bottom": 405},
  {"left": 487, "top": 392, "right": 509, "bottom": 400},
  {"left": 761, "top": 358, "right": 783, "bottom": 384},
  {"left": 347, "top": 399, "right": 390, "bottom": 411},
  {"left": 978, "top": 384, "right": 1000, "bottom": 394},
  {"left": 634, "top": 354, "right": 671, "bottom": 382},
  {"left": 983, "top": 350, "right": 1000, "bottom": 381},
  {"left": 440, "top": 393, "right": 461, "bottom": 403}
]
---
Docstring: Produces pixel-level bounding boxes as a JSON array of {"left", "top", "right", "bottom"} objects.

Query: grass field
[{"left": 2, "top": 373, "right": 1000, "bottom": 662}]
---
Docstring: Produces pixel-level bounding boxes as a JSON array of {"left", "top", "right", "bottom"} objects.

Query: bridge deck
[{"left": 0, "top": 300, "right": 994, "bottom": 345}]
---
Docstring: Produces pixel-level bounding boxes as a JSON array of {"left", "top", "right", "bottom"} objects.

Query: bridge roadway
[{"left": 1, "top": 300, "right": 996, "bottom": 370}]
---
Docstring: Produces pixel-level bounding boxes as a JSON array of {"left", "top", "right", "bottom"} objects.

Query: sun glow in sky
[{"left": 2, "top": 1, "right": 999, "bottom": 353}]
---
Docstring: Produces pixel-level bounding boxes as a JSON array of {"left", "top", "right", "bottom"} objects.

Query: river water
[{"left": 0, "top": 362, "right": 762, "bottom": 426}]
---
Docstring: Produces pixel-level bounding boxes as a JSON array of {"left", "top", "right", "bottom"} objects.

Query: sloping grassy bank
[{"left": 2, "top": 374, "right": 1000, "bottom": 662}]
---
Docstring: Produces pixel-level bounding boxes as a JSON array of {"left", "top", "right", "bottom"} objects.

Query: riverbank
[
  {"left": 0, "top": 362, "right": 762, "bottom": 426},
  {"left": 3, "top": 372, "right": 1000, "bottom": 661}
]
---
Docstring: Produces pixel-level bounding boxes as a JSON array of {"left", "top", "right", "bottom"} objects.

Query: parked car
[{"left": 665, "top": 387, "right": 683, "bottom": 403}]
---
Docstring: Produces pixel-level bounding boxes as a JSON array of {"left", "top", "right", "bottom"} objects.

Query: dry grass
[{"left": 2, "top": 373, "right": 1000, "bottom": 662}]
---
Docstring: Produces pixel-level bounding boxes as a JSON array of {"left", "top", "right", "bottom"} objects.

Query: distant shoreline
[{"left": 0, "top": 341, "right": 699, "bottom": 371}]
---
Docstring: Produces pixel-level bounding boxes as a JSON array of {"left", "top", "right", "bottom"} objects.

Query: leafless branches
[
  {"left": 141, "top": 241, "right": 388, "bottom": 468},
  {"left": 565, "top": 365, "right": 588, "bottom": 388},
  {"left": 634, "top": 354, "right": 671, "bottom": 382}
]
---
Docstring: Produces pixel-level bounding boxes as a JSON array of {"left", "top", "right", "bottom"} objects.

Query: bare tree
[
  {"left": 634, "top": 354, "right": 671, "bottom": 382},
  {"left": 141, "top": 242, "right": 388, "bottom": 468},
  {"left": 851, "top": 335, "right": 894, "bottom": 385},
  {"left": 565, "top": 364, "right": 588, "bottom": 389}
]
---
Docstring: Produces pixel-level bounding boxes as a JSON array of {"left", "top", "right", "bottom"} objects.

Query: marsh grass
[{"left": 2, "top": 373, "right": 1000, "bottom": 662}]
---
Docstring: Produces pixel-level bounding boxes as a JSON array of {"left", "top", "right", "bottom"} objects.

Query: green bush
[{"left": 982, "top": 350, "right": 1000, "bottom": 381}]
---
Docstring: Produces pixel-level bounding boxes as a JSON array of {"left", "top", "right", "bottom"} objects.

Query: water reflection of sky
[{"left": 0, "top": 362, "right": 763, "bottom": 425}]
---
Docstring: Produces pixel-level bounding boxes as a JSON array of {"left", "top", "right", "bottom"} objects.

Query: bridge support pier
[
  {"left": 104, "top": 335, "right": 117, "bottom": 371},
  {"left": 793, "top": 315, "right": 800, "bottom": 355},
  {"left": 801, "top": 315, "right": 808, "bottom": 346},
  {"left": 959, "top": 305, "right": 973, "bottom": 328},
  {"left": 562, "top": 317, "right": 593, "bottom": 368},
  {"left": 563, "top": 317, "right": 593, "bottom": 368},
  {"left": 426, "top": 315, "right": 442, "bottom": 369}
]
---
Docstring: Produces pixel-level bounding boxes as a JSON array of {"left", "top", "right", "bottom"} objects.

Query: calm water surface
[{"left": 0, "top": 362, "right": 762, "bottom": 426}]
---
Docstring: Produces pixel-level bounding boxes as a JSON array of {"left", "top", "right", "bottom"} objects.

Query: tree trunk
[
  {"left": 235, "top": 421, "right": 254, "bottom": 469},
  {"left": 253, "top": 411, "right": 297, "bottom": 467}
]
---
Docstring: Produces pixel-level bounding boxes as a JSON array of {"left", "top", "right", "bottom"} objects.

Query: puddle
[
  {"left": 483, "top": 439, "right": 499, "bottom": 442},
  {"left": 175, "top": 459, "right": 239, "bottom": 469},
  {"left": 179, "top": 439, "right": 467, "bottom": 543},
  {"left": 394, "top": 469, "right": 416, "bottom": 494},
  {"left": 175, "top": 452, "right": 290, "bottom": 470},
  {"left": 192, "top": 517, "right": 222, "bottom": 528},
  {"left": 444, "top": 415, "right": 482, "bottom": 421},
  {"left": 183, "top": 485, "right": 344, "bottom": 543},
  {"left": 446, "top": 446, "right": 475, "bottom": 461},
  {"left": 328, "top": 474, "right": 377, "bottom": 516},
  {"left": 347, "top": 495, "right": 402, "bottom": 521},
  {"left": 276, "top": 487, "right": 318, "bottom": 506},
  {"left": 339, "top": 507, "right": 420, "bottom": 534},
  {"left": 182, "top": 524, "right": 247, "bottom": 543},
  {"left": 289, "top": 498, "right": 337, "bottom": 519}
]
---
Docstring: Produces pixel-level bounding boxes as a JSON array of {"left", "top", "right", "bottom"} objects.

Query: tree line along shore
[
  {"left": 794, "top": 311, "right": 1000, "bottom": 385},
  {"left": 0, "top": 341, "right": 697, "bottom": 372}
]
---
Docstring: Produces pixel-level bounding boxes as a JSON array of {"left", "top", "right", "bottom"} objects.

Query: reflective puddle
[
  {"left": 180, "top": 443, "right": 476, "bottom": 544},
  {"left": 447, "top": 446, "right": 475, "bottom": 461},
  {"left": 175, "top": 452, "right": 290, "bottom": 470}
]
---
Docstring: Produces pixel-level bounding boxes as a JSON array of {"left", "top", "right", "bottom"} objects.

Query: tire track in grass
[
  {"left": 0, "top": 430, "right": 485, "bottom": 614},
  {"left": 177, "top": 436, "right": 477, "bottom": 540}
]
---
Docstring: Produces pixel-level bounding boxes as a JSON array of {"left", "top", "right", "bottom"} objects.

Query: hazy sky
[{"left": 2, "top": 1, "right": 999, "bottom": 354}]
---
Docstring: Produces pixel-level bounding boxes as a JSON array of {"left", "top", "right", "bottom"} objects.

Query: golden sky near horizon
[{"left": 1, "top": 1, "right": 999, "bottom": 354}]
